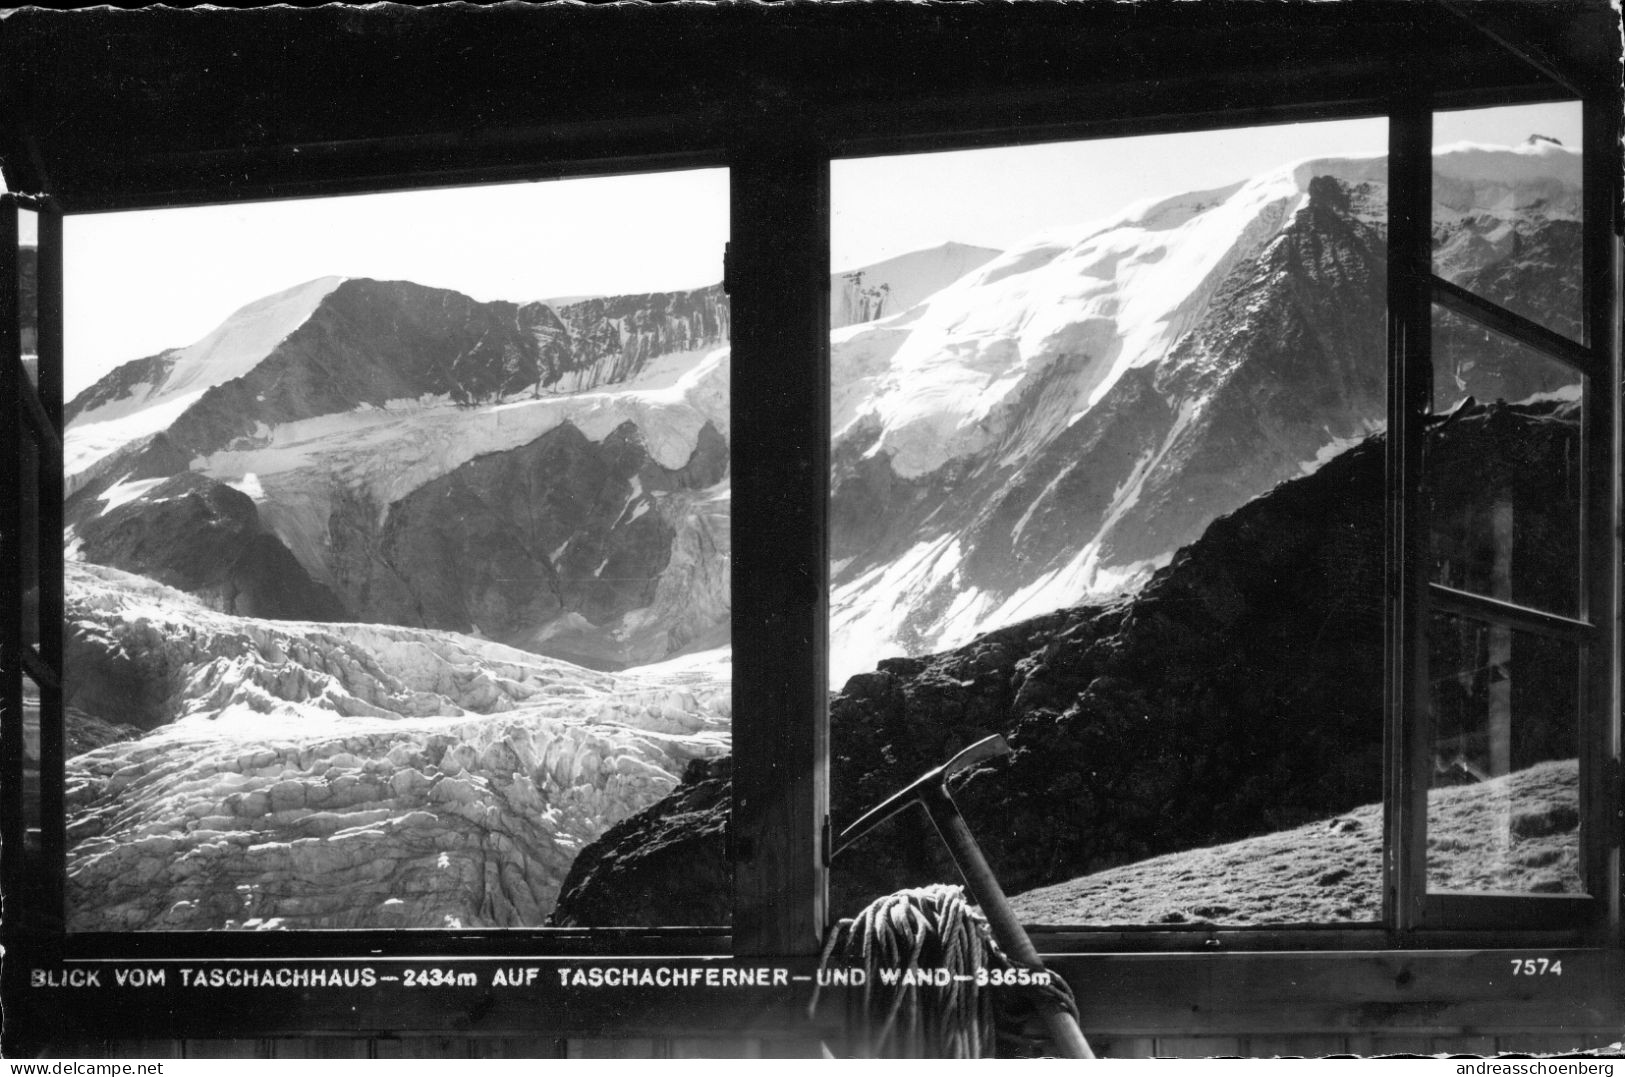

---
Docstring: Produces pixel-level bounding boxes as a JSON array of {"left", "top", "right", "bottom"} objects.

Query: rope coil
[{"left": 811, "top": 884, "right": 1080, "bottom": 1058}]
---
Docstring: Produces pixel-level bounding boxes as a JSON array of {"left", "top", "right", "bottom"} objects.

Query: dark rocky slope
[
  {"left": 552, "top": 398, "right": 1578, "bottom": 925},
  {"left": 328, "top": 419, "right": 729, "bottom": 667},
  {"left": 71, "top": 472, "right": 347, "bottom": 624}
]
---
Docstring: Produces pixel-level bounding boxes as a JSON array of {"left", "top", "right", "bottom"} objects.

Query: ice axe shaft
[{"left": 836, "top": 735, "right": 1095, "bottom": 1060}]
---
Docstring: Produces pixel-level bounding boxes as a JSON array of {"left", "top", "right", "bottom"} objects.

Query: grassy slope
[{"left": 1011, "top": 759, "right": 1579, "bottom": 926}]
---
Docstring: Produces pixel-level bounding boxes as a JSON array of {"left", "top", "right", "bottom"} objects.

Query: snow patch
[
  {"left": 66, "top": 390, "right": 206, "bottom": 479},
  {"left": 159, "top": 277, "right": 346, "bottom": 400},
  {"left": 97, "top": 475, "right": 168, "bottom": 515},
  {"left": 1299, "top": 420, "right": 1384, "bottom": 475},
  {"left": 225, "top": 472, "right": 266, "bottom": 501}
]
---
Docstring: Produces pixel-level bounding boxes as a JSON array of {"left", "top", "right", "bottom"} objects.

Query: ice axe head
[{"left": 832, "top": 734, "right": 1011, "bottom": 860}]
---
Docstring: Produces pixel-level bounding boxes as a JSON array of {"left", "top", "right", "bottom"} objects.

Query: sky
[{"left": 45, "top": 101, "right": 1581, "bottom": 397}]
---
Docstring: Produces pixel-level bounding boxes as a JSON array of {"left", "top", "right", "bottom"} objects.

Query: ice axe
[{"left": 833, "top": 735, "right": 1094, "bottom": 1059}]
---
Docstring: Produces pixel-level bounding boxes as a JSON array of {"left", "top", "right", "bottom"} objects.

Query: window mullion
[
  {"left": 0, "top": 196, "right": 27, "bottom": 927},
  {"left": 1579, "top": 91, "right": 1621, "bottom": 924},
  {"left": 727, "top": 137, "right": 831, "bottom": 958},
  {"left": 1431, "top": 275, "right": 1601, "bottom": 380},
  {"left": 1386, "top": 97, "right": 1435, "bottom": 937},
  {"left": 36, "top": 198, "right": 65, "bottom": 932},
  {"left": 1428, "top": 583, "right": 1593, "bottom": 643}
]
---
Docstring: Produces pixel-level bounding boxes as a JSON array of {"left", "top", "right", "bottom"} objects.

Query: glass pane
[
  {"left": 1433, "top": 101, "right": 1582, "bottom": 341},
  {"left": 20, "top": 425, "right": 40, "bottom": 654},
  {"left": 18, "top": 206, "right": 38, "bottom": 387},
  {"left": 1, "top": 672, "right": 46, "bottom": 918},
  {"left": 23, "top": 671, "right": 41, "bottom": 838},
  {"left": 829, "top": 119, "right": 1390, "bottom": 927},
  {"left": 1428, "top": 304, "right": 1582, "bottom": 618},
  {"left": 63, "top": 171, "right": 732, "bottom": 930},
  {"left": 1427, "top": 612, "right": 1581, "bottom": 895}
]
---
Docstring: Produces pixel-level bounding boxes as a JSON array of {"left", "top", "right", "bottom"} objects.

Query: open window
[
  {"left": 817, "top": 86, "right": 1616, "bottom": 947},
  {"left": 1392, "top": 97, "right": 1615, "bottom": 932}
]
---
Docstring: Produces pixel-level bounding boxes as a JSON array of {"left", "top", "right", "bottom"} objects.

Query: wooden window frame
[
  {"left": 1388, "top": 89, "right": 1620, "bottom": 936},
  {"left": 1, "top": 193, "right": 66, "bottom": 936},
  {"left": 1, "top": 3, "right": 1621, "bottom": 1053}
]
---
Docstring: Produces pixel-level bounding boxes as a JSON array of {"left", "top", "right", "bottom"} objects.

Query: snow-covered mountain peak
[
  {"left": 161, "top": 276, "right": 347, "bottom": 399},
  {"left": 833, "top": 142, "right": 1575, "bottom": 484},
  {"left": 837, "top": 160, "right": 1319, "bottom": 479},
  {"left": 1107, "top": 178, "right": 1252, "bottom": 233},
  {"left": 65, "top": 276, "right": 347, "bottom": 478}
]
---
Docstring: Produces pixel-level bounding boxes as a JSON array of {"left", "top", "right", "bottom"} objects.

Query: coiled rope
[{"left": 810, "top": 883, "right": 1080, "bottom": 1058}]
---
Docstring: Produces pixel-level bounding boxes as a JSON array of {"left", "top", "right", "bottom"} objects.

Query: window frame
[
  {"left": 2, "top": 193, "right": 66, "bottom": 938},
  {"left": 1387, "top": 92, "right": 1619, "bottom": 936},
  {"left": 0, "top": 2, "right": 1620, "bottom": 1052}
]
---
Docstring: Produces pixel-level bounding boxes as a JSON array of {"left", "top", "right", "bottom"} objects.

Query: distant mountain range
[{"left": 59, "top": 139, "right": 1581, "bottom": 928}]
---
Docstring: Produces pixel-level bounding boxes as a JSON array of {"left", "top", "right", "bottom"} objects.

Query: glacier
[{"left": 64, "top": 562, "right": 728, "bottom": 930}]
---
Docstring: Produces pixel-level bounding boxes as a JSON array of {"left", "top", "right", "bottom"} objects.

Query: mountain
[
  {"left": 552, "top": 398, "right": 1581, "bottom": 925},
  {"left": 65, "top": 277, "right": 733, "bottom": 670},
  {"left": 61, "top": 242, "right": 1000, "bottom": 673},
  {"left": 63, "top": 141, "right": 1578, "bottom": 684},
  {"left": 827, "top": 139, "right": 1580, "bottom": 684}
]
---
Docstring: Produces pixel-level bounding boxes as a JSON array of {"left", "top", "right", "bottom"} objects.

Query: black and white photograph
[{"left": 1, "top": 0, "right": 1622, "bottom": 1063}]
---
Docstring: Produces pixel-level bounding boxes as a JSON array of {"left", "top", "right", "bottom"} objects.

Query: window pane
[
  {"left": 1, "top": 671, "right": 46, "bottom": 927},
  {"left": 1433, "top": 101, "right": 1583, "bottom": 342},
  {"left": 23, "top": 671, "right": 41, "bottom": 838},
  {"left": 1427, "top": 612, "right": 1581, "bottom": 895},
  {"left": 17, "top": 206, "right": 39, "bottom": 387},
  {"left": 1428, "top": 304, "right": 1582, "bottom": 619},
  {"left": 63, "top": 172, "right": 732, "bottom": 930},
  {"left": 20, "top": 424, "right": 40, "bottom": 655},
  {"left": 829, "top": 120, "right": 1390, "bottom": 926}
]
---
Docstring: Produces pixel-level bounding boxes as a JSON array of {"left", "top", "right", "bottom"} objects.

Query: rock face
[
  {"left": 63, "top": 563, "right": 729, "bottom": 930},
  {"left": 551, "top": 399, "right": 1579, "bottom": 925},
  {"left": 550, "top": 756, "right": 732, "bottom": 927},
  {"left": 65, "top": 277, "right": 735, "bottom": 669},
  {"left": 328, "top": 419, "right": 729, "bottom": 668},
  {"left": 68, "top": 280, "right": 730, "bottom": 465},
  {"left": 829, "top": 242, "right": 1001, "bottom": 328},
  {"left": 546, "top": 289, "right": 731, "bottom": 392},
  {"left": 71, "top": 471, "right": 346, "bottom": 622}
]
